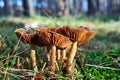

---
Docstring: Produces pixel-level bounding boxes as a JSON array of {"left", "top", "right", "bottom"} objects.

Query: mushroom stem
[
  {"left": 57, "top": 49, "right": 61, "bottom": 61},
  {"left": 67, "top": 41, "right": 77, "bottom": 74},
  {"left": 61, "top": 49, "right": 66, "bottom": 63},
  {"left": 50, "top": 45, "right": 56, "bottom": 70},
  {"left": 30, "top": 45, "right": 38, "bottom": 76},
  {"left": 17, "top": 57, "right": 20, "bottom": 69},
  {"left": 47, "top": 46, "right": 51, "bottom": 62}
]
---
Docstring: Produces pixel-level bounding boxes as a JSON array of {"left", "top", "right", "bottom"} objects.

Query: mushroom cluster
[{"left": 15, "top": 26, "right": 96, "bottom": 76}]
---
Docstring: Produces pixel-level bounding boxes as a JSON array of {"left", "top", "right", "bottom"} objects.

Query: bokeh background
[
  {"left": 0, "top": 0, "right": 120, "bottom": 80},
  {"left": 0, "top": 0, "right": 120, "bottom": 17}
]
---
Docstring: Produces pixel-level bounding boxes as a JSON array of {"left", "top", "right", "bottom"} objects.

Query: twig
[
  {"left": 41, "top": 62, "right": 46, "bottom": 72},
  {"left": 30, "top": 27, "right": 36, "bottom": 31},
  {"left": 1, "top": 69, "right": 30, "bottom": 79},
  {"left": 85, "top": 64, "right": 120, "bottom": 71},
  {"left": 56, "top": 61, "right": 59, "bottom": 71},
  {"left": 0, "top": 67, "right": 34, "bottom": 72},
  {"left": 47, "top": 71, "right": 58, "bottom": 76},
  {"left": 43, "top": 11, "right": 61, "bottom": 27},
  {"left": 10, "top": 33, "right": 23, "bottom": 54}
]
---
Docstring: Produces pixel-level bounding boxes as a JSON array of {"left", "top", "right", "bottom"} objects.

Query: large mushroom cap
[
  {"left": 75, "top": 27, "right": 96, "bottom": 46},
  {"left": 47, "top": 28, "right": 57, "bottom": 32},
  {"left": 57, "top": 26, "right": 96, "bottom": 46},
  {"left": 36, "top": 29, "right": 72, "bottom": 49},
  {"left": 57, "top": 26, "right": 71, "bottom": 38},
  {"left": 48, "top": 31, "right": 72, "bottom": 49},
  {"left": 35, "top": 29, "right": 52, "bottom": 46}
]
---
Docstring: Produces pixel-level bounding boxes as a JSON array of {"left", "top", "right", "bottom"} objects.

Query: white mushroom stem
[
  {"left": 30, "top": 45, "right": 38, "bottom": 74},
  {"left": 50, "top": 45, "right": 56, "bottom": 70},
  {"left": 61, "top": 49, "right": 66, "bottom": 63},
  {"left": 57, "top": 49, "right": 61, "bottom": 61},
  {"left": 67, "top": 41, "right": 77, "bottom": 74}
]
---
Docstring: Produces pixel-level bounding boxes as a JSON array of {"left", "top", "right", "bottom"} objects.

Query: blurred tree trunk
[
  {"left": 110, "top": 0, "right": 120, "bottom": 15},
  {"left": 54, "top": 0, "right": 59, "bottom": 16},
  {"left": 37, "top": 0, "right": 43, "bottom": 15},
  {"left": 73, "top": 0, "right": 82, "bottom": 17},
  {"left": 99, "top": 0, "right": 106, "bottom": 15},
  {"left": 65, "top": 0, "right": 70, "bottom": 14},
  {"left": 64, "top": 0, "right": 73, "bottom": 18},
  {"left": 13, "top": 0, "right": 23, "bottom": 16},
  {"left": 58, "top": 0, "right": 66, "bottom": 16},
  {"left": 87, "top": 0, "right": 99, "bottom": 15},
  {"left": 47, "top": 0, "right": 51, "bottom": 10},
  {"left": 106, "top": 0, "right": 112, "bottom": 15},
  {"left": 78, "top": 0, "right": 83, "bottom": 13},
  {"left": 3, "top": 0, "right": 10, "bottom": 15},
  {"left": 47, "top": 0, "right": 55, "bottom": 16},
  {"left": 22, "top": 0, "right": 35, "bottom": 16},
  {"left": 9, "top": 0, "right": 14, "bottom": 16}
]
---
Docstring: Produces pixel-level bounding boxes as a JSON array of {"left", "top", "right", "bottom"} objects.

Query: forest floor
[{"left": 0, "top": 15, "right": 120, "bottom": 80}]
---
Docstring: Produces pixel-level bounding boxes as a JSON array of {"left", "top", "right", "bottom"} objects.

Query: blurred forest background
[
  {"left": 0, "top": 0, "right": 120, "bottom": 80},
  {"left": 0, "top": 0, "right": 120, "bottom": 17}
]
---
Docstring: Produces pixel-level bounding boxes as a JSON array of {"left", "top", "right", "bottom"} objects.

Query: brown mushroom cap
[
  {"left": 57, "top": 26, "right": 96, "bottom": 46},
  {"left": 76, "top": 27, "right": 96, "bottom": 46},
  {"left": 33, "top": 27, "right": 57, "bottom": 32},
  {"left": 36, "top": 29, "right": 72, "bottom": 49},
  {"left": 15, "top": 28, "right": 72, "bottom": 49},
  {"left": 47, "top": 28, "right": 57, "bottom": 32},
  {"left": 15, "top": 28, "right": 50, "bottom": 47},
  {"left": 15, "top": 28, "right": 38, "bottom": 44}
]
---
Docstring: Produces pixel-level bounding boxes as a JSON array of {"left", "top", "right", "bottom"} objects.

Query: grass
[{"left": 0, "top": 15, "right": 120, "bottom": 80}]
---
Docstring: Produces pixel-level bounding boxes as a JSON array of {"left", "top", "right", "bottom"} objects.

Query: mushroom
[
  {"left": 35, "top": 29, "right": 72, "bottom": 70},
  {"left": 57, "top": 26, "right": 96, "bottom": 75},
  {"left": 15, "top": 28, "right": 72, "bottom": 71},
  {"left": 15, "top": 28, "right": 38, "bottom": 78},
  {"left": 34, "top": 27, "right": 70, "bottom": 67}
]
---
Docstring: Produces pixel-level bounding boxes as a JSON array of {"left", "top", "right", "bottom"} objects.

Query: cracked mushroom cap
[{"left": 57, "top": 26, "right": 96, "bottom": 46}]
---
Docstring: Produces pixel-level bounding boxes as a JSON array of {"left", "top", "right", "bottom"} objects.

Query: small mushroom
[
  {"left": 15, "top": 28, "right": 38, "bottom": 78},
  {"left": 57, "top": 26, "right": 96, "bottom": 75}
]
